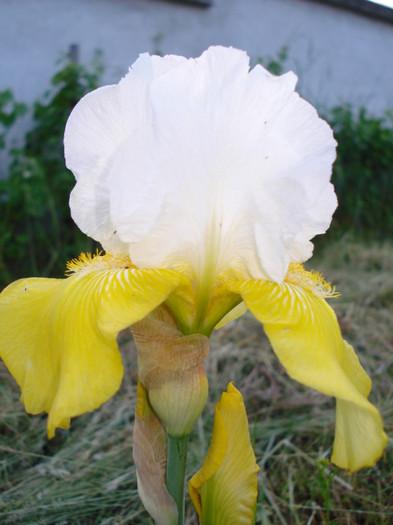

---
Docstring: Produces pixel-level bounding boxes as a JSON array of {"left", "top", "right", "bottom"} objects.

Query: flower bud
[
  {"left": 189, "top": 383, "right": 260, "bottom": 524},
  {"left": 131, "top": 307, "right": 209, "bottom": 436}
]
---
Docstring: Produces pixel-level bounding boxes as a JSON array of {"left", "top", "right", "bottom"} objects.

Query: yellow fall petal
[
  {"left": 227, "top": 268, "right": 387, "bottom": 471},
  {"left": 331, "top": 341, "right": 387, "bottom": 470},
  {"left": 189, "top": 383, "right": 259, "bottom": 525},
  {"left": 0, "top": 259, "right": 185, "bottom": 437}
]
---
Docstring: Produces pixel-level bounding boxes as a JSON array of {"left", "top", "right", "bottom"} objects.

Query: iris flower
[{"left": 0, "top": 46, "right": 386, "bottom": 472}]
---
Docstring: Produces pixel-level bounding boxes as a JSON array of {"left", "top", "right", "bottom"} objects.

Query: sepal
[
  {"left": 0, "top": 254, "right": 184, "bottom": 437},
  {"left": 132, "top": 307, "right": 209, "bottom": 436},
  {"left": 133, "top": 380, "right": 178, "bottom": 525},
  {"left": 227, "top": 265, "right": 387, "bottom": 471}
]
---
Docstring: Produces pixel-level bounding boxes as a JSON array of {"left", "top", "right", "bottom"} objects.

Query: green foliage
[
  {"left": 316, "top": 459, "right": 337, "bottom": 525},
  {"left": 0, "top": 52, "right": 103, "bottom": 288},
  {"left": 256, "top": 46, "right": 289, "bottom": 75},
  {"left": 328, "top": 106, "right": 393, "bottom": 238},
  {"left": 0, "top": 89, "right": 26, "bottom": 151}
]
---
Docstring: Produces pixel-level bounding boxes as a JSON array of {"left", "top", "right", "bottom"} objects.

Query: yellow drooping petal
[
  {"left": 227, "top": 268, "right": 387, "bottom": 471},
  {"left": 189, "top": 383, "right": 259, "bottom": 525},
  {"left": 331, "top": 341, "right": 387, "bottom": 470},
  {"left": 0, "top": 259, "right": 185, "bottom": 437}
]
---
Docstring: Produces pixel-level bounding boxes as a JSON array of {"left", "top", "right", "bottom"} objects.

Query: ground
[{"left": 1, "top": 239, "right": 392, "bottom": 524}]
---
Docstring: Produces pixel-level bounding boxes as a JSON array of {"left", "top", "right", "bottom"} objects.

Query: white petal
[
  {"left": 65, "top": 46, "right": 337, "bottom": 282},
  {"left": 65, "top": 52, "right": 186, "bottom": 251}
]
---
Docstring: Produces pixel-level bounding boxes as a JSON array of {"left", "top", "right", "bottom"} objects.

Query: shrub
[
  {"left": 0, "top": 89, "right": 27, "bottom": 154},
  {"left": 0, "top": 52, "right": 103, "bottom": 287},
  {"left": 329, "top": 106, "right": 393, "bottom": 238}
]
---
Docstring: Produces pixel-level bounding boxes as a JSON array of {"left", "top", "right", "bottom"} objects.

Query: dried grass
[{"left": 1, "top": 239, "right": 392, "bottom": 524}]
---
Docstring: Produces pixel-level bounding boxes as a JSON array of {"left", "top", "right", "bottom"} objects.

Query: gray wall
[{"left": 1, "top": 0, "right": 392, "bottom": 114}]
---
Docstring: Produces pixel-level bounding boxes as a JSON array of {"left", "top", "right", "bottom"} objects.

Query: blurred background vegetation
[{"left": 0, "top": 51, "right": 103, "bottom": 287}]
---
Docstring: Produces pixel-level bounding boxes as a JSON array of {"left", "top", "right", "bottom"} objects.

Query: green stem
[{"left": 166, "top": 434, "right": 189, "bottom": 525}]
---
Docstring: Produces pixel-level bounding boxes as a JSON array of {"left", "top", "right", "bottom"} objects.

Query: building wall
[{"left": 0, "top": 0, "right": 392, "bottom": 115}]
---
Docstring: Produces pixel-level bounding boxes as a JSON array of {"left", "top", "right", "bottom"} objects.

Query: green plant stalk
[{"left": 166, "top": 434, "right": 189, "bottom": 525}]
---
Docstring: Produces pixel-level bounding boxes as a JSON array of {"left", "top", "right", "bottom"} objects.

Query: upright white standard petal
[{"left": 65, "top": 46, "right": 337, "bottom": 283}]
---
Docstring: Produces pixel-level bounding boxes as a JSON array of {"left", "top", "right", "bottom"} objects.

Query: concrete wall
[{"left": 0, "top": 0, "right": 392, "bottom": 115}]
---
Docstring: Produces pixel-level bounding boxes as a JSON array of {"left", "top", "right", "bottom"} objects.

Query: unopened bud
[{"left": 132, "top": 307, "right": 209, "bottom": 436}]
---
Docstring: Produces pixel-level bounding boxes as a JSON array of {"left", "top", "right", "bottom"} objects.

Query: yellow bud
[{"left": 189, "top": 383, "right": 260, "bottom": 524}]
